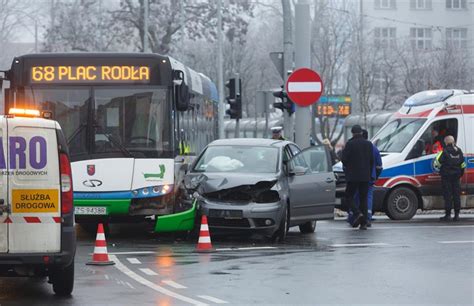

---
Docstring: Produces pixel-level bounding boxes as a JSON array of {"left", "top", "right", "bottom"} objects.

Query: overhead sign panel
[{"left": 316, "top": 95, "right": 352, "bottom": 117}]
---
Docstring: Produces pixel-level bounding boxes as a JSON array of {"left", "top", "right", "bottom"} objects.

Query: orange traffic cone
[
  {"left": 87, "top": 223, "right": 115, "bottom": 265},
  {"left": 196, "top": 215, "right": 214, "bottom": 252}
]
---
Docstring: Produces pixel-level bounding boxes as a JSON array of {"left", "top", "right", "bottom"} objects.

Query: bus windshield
[
  {"left": 372, "top": 118, "right": 426, "bottom": 153},
  {"left": 25, "top": 87, "right": 171, "bottom": 161}
]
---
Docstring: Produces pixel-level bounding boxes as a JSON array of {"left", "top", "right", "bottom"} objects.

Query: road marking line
[
  {"left": 127, "top": 258, "right": 141, "bottom": 264},
  {"left": 162, "top": 280, "right": 187, "bottom": 289},
  {"left": 139, "top": 268, "right": 158, "bottom": 276},
  {"left": 104, "top": 275, "right": 109, "bottom": 280},
  {"left": 198, "top": 295, "right": 228, "bottom": 304},
  {"left": 126, "top": 282, "right": 135, "bottom": 290},
  {"left": 109, "top": 255, "right": 209, "bottom": 306},
  {"left": 331, "top": 243, "right": 390, "bottom": 247},
  {"left": 216, "top": 246, "right": 277, "bottom": 251},
  {"left": 438, "top": 240, "right": 474, "bottom": 244},
  {"left": 333, "top": 225, "right": 474, "bottom": 231},
  {"left": 107, "top": 251, "right": 155, "bottom": 255}
]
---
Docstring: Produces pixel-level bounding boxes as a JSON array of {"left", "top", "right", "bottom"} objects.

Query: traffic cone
[
  {"left": 87, "top": 223, "right": 115, "bottom": 266},
  {"left": 196, "top": 215, "right": 214, "bottom": 252}
]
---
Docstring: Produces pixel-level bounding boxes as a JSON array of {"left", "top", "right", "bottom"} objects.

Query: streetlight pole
[
  {"left": 217, "top": 0, "right": 225, "bottom": 139},
  {"left": 143, "top": 0, "right": 149, "bottom": 52}
]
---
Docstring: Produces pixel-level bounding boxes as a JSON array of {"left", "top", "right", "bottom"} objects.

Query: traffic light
[
  {"left": 225, "top": 78, "right": 242, "bottom": 119},
  {"left": 272, "top": 85, "right": 294, "bottom": 115}
]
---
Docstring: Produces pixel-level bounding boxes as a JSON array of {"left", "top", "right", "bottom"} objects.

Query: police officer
[
  {"left": 271, "top": 126, "right": 285, "bottom": 140},
  {"left": 434, "top": 135, "right": 466, "bottom": 221}
]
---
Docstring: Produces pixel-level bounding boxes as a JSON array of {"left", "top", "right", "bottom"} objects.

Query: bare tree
[
  {"left": 114, "top": 0, "right": 254, "bottom": 55},
  {"left": 43, "top": 0, "right": 129, "bottom": 52}
]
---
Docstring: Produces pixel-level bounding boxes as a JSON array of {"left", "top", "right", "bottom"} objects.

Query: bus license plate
[{"left": 75, "top": 206, "right": 107, "bottom": 215}]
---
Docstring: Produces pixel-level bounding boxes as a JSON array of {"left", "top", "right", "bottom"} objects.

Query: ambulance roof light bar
[{"left": 9, "top": 108, "right": 41, "bottom": 117}]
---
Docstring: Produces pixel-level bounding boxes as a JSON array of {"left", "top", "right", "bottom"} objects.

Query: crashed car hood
[{"left": 185, "top": 172, "right": 278, "bottom": 193}]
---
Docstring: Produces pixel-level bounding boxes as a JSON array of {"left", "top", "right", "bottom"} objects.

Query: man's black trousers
[
  {"left": 441, "top": 175, "right": 461, "bottom": 213},
  {"left": 345, "top": 181, "right": 369, "bottom": 225}
]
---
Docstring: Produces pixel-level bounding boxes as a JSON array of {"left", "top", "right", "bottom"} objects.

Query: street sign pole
[
  {"left": 282, "top": 0, "right": 293, "bottom": 141},
  {"left": 294, "top": 0, "right": 312, "bottom": 148}
]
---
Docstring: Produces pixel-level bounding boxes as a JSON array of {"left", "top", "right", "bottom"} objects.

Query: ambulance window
[{"left": 407, "top": 118, "right": 458, "bottom": 159}]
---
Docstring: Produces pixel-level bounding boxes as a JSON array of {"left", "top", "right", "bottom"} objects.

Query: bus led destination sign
[{"left": 30, "top": 65, "right": 150, "bottom": 83}]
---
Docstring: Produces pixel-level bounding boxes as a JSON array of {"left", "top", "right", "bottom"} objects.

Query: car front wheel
[
  {"left": 272, "top": 205, "right": 289, "bottom": 243},
  {"left": 299, "top": 221, "right": 316, "bottom": 233}
]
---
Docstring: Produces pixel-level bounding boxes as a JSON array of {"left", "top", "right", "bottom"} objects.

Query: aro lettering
[{"left": 0, "top": 136, "right": 47, "bottom": 170}]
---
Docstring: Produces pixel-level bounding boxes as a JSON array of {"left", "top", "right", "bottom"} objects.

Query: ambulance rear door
[
  {"left": 7, "top": 118, "right": 61, "bottom": 253},
  {"left": 0, "top": 117, "right": 8, "bottom": 253}
]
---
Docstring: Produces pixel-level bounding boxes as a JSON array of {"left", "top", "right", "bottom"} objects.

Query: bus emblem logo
[{"left": 87, "top": 165, "right": 95, "bottom": 176}]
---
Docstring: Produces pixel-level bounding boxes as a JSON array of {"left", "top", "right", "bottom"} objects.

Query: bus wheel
[{"left": 385, "top": 187, "right": 418, "bottom": 220}]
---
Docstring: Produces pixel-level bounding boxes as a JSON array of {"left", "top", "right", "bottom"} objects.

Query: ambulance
[
  {"left": 0, "top": 109, "right": 75, "bottom": 296},
  {"left": 335, "top": 89, "right": 474, "bottom": 220}
]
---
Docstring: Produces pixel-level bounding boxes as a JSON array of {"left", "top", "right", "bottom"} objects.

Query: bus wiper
[
  {"left": 67, "top": 123, "right": 87, "bottom": 145},
  {"left": 101, "top": 133, "right": 135, "bottom": 158}
]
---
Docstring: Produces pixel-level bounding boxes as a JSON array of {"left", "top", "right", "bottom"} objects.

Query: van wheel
[
  {"left": 272, "top": 205, "right": 289, "bottom": 243},
  {"left": 385, "top": 187, "right": 418, "bottom": 220},
  {"left": 51, "top": 262, "right": 74, "bottom": 296},
  {"left": 299, "top": 221, "right": 316, "bottom": 233}
]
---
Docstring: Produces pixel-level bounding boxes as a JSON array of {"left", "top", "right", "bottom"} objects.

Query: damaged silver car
[{"left": 183, "top": 138, "right": 336, "bottom": 241}]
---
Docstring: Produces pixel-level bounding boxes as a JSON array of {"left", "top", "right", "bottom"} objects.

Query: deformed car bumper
[{"left": 198, "top": 198, "right": 284, "bottom": 234}]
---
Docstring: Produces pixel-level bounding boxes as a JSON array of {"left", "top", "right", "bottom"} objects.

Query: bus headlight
[{"left": 132, "top": 185, "right": 174, "bottom": 198}]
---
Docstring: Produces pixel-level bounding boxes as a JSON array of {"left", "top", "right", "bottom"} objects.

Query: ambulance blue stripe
[{"left": 380, "top": 157, "right": 473, "bottom": 179}]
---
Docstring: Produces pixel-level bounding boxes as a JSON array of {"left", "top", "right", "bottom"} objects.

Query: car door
[
  {"left": 287, "top": 145, "right": 335, "bottom": 223},
  {"left": 0, "top": 117, "right": 8, "bottom": 253}
]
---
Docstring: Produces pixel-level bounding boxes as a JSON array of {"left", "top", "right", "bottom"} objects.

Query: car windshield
[
  {"left": 193, "top": 145, "right": 279, "bottom": 173},
  {"left": 25, "top": 87, "right": 171, "bottom": 161},
  {"left": 373, "top": 118, "right": 426, "bottom": 153}
]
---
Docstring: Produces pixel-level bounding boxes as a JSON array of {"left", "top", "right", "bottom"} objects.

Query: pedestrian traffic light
[
  {"left": 226, "top": 78, "right": 242, "bottom": 119},
  {"left": 272, "top": 85, "right": 294, "bottom": 115}
]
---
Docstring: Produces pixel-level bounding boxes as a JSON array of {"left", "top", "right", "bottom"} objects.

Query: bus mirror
[{"left": 176, "top": 82, "right": 190, "bottom": 111}]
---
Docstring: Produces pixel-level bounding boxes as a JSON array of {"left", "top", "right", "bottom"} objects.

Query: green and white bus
[{"left": 2, "top": 53, "right": 218, "bottom": 232}]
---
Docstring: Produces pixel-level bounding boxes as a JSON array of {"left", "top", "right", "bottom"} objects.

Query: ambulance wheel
[
  {"left": 385, "top": 187, "right": 418, "bottom": 220},
  {"left": 51, "top": 262, "right": 74, "bottom": 296},
  {"left": 299, "top": 221, "right": 316, "bottom": 233}
]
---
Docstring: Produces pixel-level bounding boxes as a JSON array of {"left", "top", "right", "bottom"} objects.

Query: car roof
[{"left": 208, "top": 138, "right": 293, "bottom": 148}]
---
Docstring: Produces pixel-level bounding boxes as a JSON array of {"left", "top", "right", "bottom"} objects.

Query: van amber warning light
[
  {"left": 30, "top": 65, "right": 150, "bottom": 83},
  {"left": 12, "top": 189, "right": 59, "bottom": 213},
  {"left": 9, "top": 108, "right": 40, "bottom": 117}
]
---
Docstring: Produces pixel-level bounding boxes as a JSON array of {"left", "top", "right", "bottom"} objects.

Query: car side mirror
[
  {"left": 289, "top": 165, "right": 307, "bottom": 176},
  {"left": 406, "top": 139, "right": 425, "bottom": 160}
]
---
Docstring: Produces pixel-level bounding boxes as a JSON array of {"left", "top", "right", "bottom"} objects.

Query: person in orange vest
[{"left": 429, "top": 128, "right": 444, "bottom": 154}]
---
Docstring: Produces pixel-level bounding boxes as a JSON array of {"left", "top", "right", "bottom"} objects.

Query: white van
[
  {"left": 335, "top": 90, "right": 474, "bottom": 220},
  {"left": 0, "top": 110, "right": 75, "bottom": 295}
]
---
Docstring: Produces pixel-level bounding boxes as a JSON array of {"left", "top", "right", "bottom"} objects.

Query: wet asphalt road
[{"left": 0, "top": 214, "right": 473, "bottom": 306}]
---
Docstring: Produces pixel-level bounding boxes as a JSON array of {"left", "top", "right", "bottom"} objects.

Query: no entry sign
[{"left": 286, "top": 68, "right": 323, "bottom": 107}]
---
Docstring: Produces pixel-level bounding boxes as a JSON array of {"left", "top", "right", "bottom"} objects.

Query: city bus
[{"left": 1, "top": 53, "right": 218, "bottom": 233}]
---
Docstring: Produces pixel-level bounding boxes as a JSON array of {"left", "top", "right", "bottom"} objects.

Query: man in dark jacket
[
  {"left": 342, "top": 125, "right": 374, "bottom": 230},
  {"left": 434, "top": 135, "right": 466, "bottom": 221}
]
